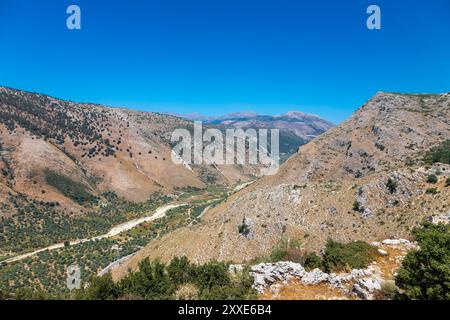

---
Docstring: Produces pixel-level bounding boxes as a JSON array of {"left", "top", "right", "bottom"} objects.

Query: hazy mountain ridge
[{"left": 173, "top": 110, "right": 335, "bottom": 161}]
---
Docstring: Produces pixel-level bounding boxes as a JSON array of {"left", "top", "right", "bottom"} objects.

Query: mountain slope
[
  {"left": 0, "top": 87, "right": 258, "bottom": 255},
  {"left": 112, "top": 92, "right": 450, "bottom": 278}
]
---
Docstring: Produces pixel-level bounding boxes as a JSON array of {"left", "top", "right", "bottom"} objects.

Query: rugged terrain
[
  {"left": 0, "top": 86, "right": 334, "bottom": 294},
  {"left": 112, "top": 92, "right": 450, "bottom": 279},
  {"left": 0, "top": 86, "right": 259, "bottom": 256}
]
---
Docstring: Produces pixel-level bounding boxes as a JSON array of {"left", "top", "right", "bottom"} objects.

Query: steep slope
[{"left": 112, "top": 92, "right": 450, "bottom": 278}]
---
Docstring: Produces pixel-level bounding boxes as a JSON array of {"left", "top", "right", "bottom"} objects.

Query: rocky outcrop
[
  {"left": 353, "top": 276, "right": 383, "bottom": 300},
  {"left": 250, "top": 262, "right": 306, "bottom": 293},
  {"left": 248, "top": 262, "right": 378, "bottom": 295},
  {"left": 246, "top": 240, "right": 415, "bottom": 299}
]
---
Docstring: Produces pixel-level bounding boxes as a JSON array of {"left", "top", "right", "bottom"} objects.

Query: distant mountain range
[{"left": 171, "top": 111, "right": 335, "bottom": 161}]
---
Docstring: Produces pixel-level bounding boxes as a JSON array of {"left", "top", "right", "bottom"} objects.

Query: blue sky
[{"left": 0, "top": 0, "right": 449, "bottom": 123}]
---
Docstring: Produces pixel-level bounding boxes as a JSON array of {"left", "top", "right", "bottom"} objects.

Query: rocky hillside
[
  {"left": 112, "top": 92, "right": 450, "bottom": 278},
  {"left": 176, "top": 111, "right": 335, "bottom": 161}
]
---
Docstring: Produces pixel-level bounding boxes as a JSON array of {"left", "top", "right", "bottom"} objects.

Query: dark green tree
[
  {"left": 83, "top": 273, "right": 120, "bottom": 300},
  {"left": 395, "top": 223, "right": 450, "bottom": 300}
]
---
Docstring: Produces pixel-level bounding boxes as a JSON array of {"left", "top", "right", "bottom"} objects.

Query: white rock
[
  {"left": 353, "top": 277, "right": 382, "bottom": 300},
  {"left": 382, "top": 238, "right": 410, "bottom": 246},
  {"left": 250, "top": 262, "right": 306, "bottom": 293},
  {"left": 301, "top": 268, "right": 329, "bottom": 285},
  {"left": 378, "top": 249, "right": 388, "bottom": 256}
]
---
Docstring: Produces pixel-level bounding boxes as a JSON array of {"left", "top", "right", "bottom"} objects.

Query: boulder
[
  {"left": 301, "top": 268, "right": 329, "bottom": 285},
  {"left": 352, "top": 277, "right": 382, "bottom": 300}
]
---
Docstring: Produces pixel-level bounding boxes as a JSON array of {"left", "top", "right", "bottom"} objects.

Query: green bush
[
  {"left": 167, "top": 256, "right": 192, "bottom": 285},
  {"left": 269, "top": 238, "right": 301, "bottom": 262},
  {"left": 82, "top": 273, "right": 120, "bottom": 300},
  {"left": 396, "top": 223, "right": 450, "bottom": 300},
  {"left": 323, "top": 240, "right": 378, "bottom": 272},
  {"left": 238, "top": 223, "right": 250, "bottom": 236},
  {"left": 120, "top": 259, "right": 175, "bottom": 300},
  {"left": 78, "top": 257, "right": 256, "bottom": 300},
  {"left": 386, "top": 178, "right": 398, "bottom": 194},
  {"left": 353, "top": 201, "right": 363, "bottom": 213},
  {"left": 426, "top": 174, "right": 438, "bottom": 184},
  {"left": 303, "top": 252, "right": 323, "bottom": 271},
  {"left": 445, "top": 178, "right": 450, "bottom": 187},
  {"left": 424, "top": 140, "right": 450, "bottom": 165},
  {"left": 425, "top": 188, "right": 438, "bottom": 195}
]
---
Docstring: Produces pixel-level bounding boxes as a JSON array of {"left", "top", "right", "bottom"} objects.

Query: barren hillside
[{"left": 0, "top": 87, "right": 258, "bottom": 254}]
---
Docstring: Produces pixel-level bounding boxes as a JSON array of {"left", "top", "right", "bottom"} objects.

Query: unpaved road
[{"left": 4, "top": 204, "right": 185, "bottom": 264}]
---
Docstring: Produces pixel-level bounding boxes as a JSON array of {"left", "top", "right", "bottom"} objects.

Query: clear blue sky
[{"left": 0, "top": 0, "right": 449, "bottom": 123}]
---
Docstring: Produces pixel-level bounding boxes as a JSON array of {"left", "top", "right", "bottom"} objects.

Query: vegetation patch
[
  {"left": 322, "top": 240, "right": 379, "bottom": 272},
  {"left": 396, "top": 223, "right": 450, "bottom": 300},
  {"left": 386, "top": 178, "right": 398, "bottom": 194},
  {"left": 426, "top": 174, "right": 438, "bottom": 184},
  {"left": 424, "top": 140, "right": 450, "bottom": 165},
  {"left": 44, "top": 170, "right": 96, "bottom": 205}
]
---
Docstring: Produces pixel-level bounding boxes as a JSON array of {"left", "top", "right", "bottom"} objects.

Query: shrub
[
  {"left": 386, "top": 178, "right": 398, "bottom": 194},
  {"left": 424, "top": 140, "right": 450, "bottom": 165},
  {"left": 167, "top": 256, "right": 192, "bottom": 285},
  {"left": 119, "top": 259, "right": 175, "bottom": 300},
  {"left": 323, "top": 240, "right": 378, "bottom": 272},
  {"left": 395, "top": 223, "right": 450, "bottom": 300},
  {"left": 269, "top": 238, "right": 301, "bottom": 262},
  {"left": 425, "top": 188, "right": 438, "bottom": 195},
  {"left": 303, "top": 252, "right": 323, "bottom": 271},
  {"left": 199, "top": 265, "right": 256, "bottom": 300},
  {"left": 92, "top": 257, "right": 257, "bottom": 300},
  {"left": 238, "top": 218, "right": 250, "bottom": 236},
  {"left": 82, "top": 273, "right": 120, "bottom": 300},
  {"left": 353, "top": 201, "right": 363, "bottom": 212},
  {"left": 426, "top": 174, "right": 438, "bottom": 184},
  {"left": 445, "top": 178, "right": 450, "bottom": 187},
  {"left": 191, "top": 261, "right": 231, "bottom": 291}
]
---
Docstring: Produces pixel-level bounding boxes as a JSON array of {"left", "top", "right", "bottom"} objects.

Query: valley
[{"left": 0, "top": 87, "right": 449, "bottom": 300}]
